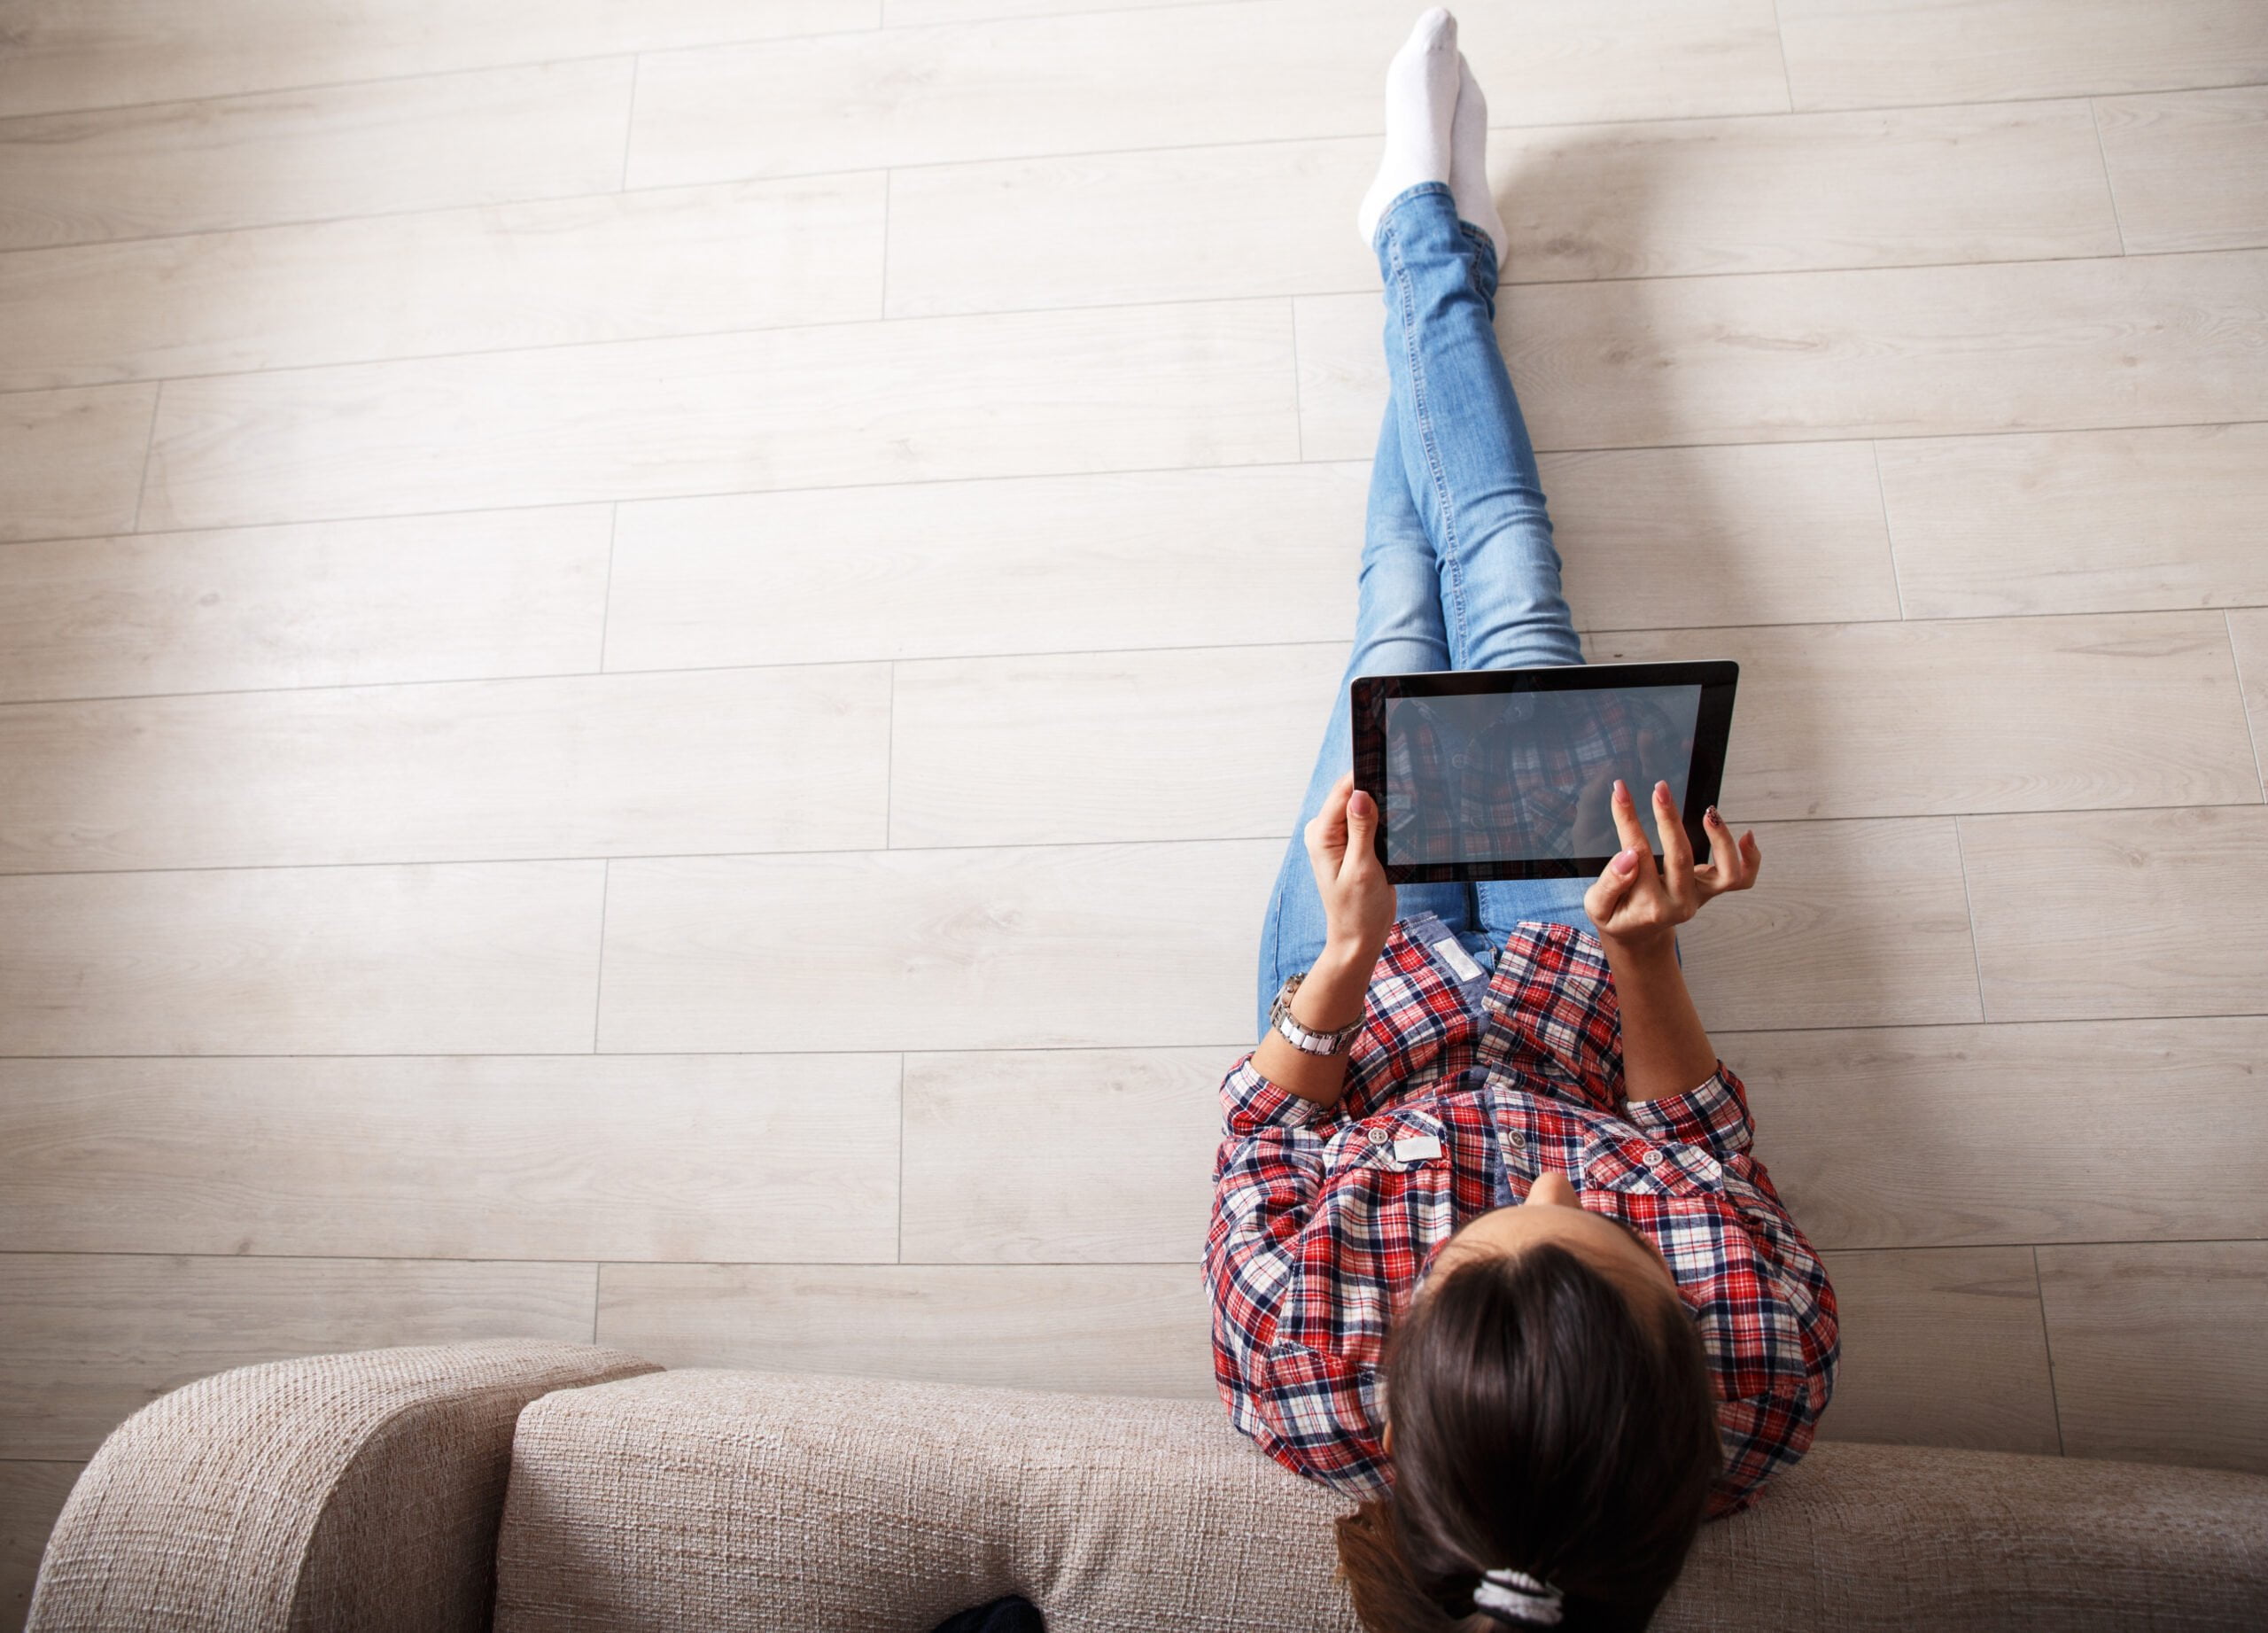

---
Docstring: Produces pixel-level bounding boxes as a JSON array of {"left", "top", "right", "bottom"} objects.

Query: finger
[
  {"left": 1342, "top": 786, "right": 1380, "bottom": 877},
  {"left": 1308, "top": 772, "right": 1354, "bottom": 858},
  {"left": 1654, "top": 781, "right": 1697, "bottom": 903},
  {"left": 1697, "top": 808, "right": 1760, "bottom": 895},
  {"left": 1585, "top": 845, "right": 1643, "bottom": 924},
  {"left": 1607, "top": 779, "right": 1656, "bottom": 875},
  {"left": 1694, "top": 805, "right": 1733, "bottom": 894}
]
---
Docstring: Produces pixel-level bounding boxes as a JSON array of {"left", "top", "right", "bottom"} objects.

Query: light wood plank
[
  {"left": 629, "top": 0, "right": 1789, "bottom": 188},
  {"left": 1678, "top": 818, "right": 1983, "bottom": 1031},
  {"left": 598, "top": 840, "right": 1278, "bottom": 1053},
  {"left": 1962, "top": 805, "right": 2268, "bottom": 1023},
  {"left": 1814, "top": 1248, "right": 2061, "bottom": 1456},
  {"left": 886, "top": 102, "right": 2117, "bottom": 316},
  {"left": 885, "top": 0, "right": 1196, "bottom": 22},
  {"left": 1593, "top": 612, "right": 2259, "bottom": 820},
  {"left": 0, "top": 173, "right": 888, "bottom": 393},
  {"left": 2232, "top": 609, "right": 2268, "bottom": 801},
  {"left": 1294, "top": 250, "right": 2268, "bottom": 459},
  {"left": 1776, "top": 0, "right": 2268, "bottom": 110},
  {"left": 0, "top": 0, "right": 875, "bottom": 119},
  {"left": 2039, "top": 1241, "right": 2268, "bottom": 1474},
  {"left": 0, "top": 860, "right": 604, "bottom": 1054},
  {"left": 606, "top": 463, "right": 1366, "bottom": 671},
  {"left": 596, "top": 1262, "right": 1215, "bottom": 1397},
  {"left": 609, "top": 447, "right": 1894, "bottom": 673},
  {"left": 1493, "top": 99, "right": 2119, "bottom": 283},
  {"left": 1882, "top": 424, "right": 2268, "bottom": 619},
  {"left": 0, "top": 60, "right": 634, "bottom": 253},
  {"left": 1, "top": 1461, "right": 81, "bottom": 1630},
  {"left": 0, "top": 665, "right": 891, "bottom": 871},
  {"left": 141, "top": 300, "right": 1298, "bottom": 530},
  {"left": 1730, "top": 1018, "right": 2268, "bottom": 1250},
  {"left": 1554, "top": 442, "right": 1899, "bottom": 630},
  {"left": 2097, "top": 87, "right": 2268, "bottom": 254},
  {"left": 0, "top": 384, "right": 154, "bottom": 544},
  {"left": 890, "top": 643, "right": 1344, "bottom": 848},
  {"left": 901, "top": 1047, "right": 1222, "bottom": 1264},
  {"left": 0, "top": 1255, "right": 597, "bottom": 1458},
  {"left": 0, "top": 508, "right": 611, "bottom": 704},
  {"left": 884, "top": 136, "right": 1377, "bottom": 317},
  {"left": 0, "top": 1054, "right": 900, "bottom": 1263}
]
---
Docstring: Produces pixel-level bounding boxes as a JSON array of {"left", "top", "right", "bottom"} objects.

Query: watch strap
[{"left": 1270, "top": 973, "right": 1362, "bottom": 1056}]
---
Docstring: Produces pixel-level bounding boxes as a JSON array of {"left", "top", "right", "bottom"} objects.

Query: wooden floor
[{"left": 4, "top": 0, "right": 2267, "bottom": 1615}]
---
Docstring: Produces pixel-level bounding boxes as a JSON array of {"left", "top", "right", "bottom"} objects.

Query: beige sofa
[{"left": 26, "top": 1341, "right": 2268, "bottom": 1632}]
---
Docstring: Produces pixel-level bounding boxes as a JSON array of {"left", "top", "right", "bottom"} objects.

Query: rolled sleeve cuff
[
  {"left": 1221, "top": 1052, "right": 1332, "bottom": 1135},
  {"left": 1623, "top": 1065, "right": 1753, "bottom": 1156}
]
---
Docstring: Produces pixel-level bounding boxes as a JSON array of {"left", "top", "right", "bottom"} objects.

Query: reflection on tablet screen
[{"left": 1381, "top": 684, "right": 1703, "bottom": 865}]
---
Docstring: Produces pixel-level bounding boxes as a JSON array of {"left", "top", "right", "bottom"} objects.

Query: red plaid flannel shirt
[{"left": 1207, "top": 916, "right": 1838, "bottom": 1516}]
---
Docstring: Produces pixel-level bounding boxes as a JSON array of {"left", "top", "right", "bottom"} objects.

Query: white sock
[
  {"left": 1450, "top": 52, "right": 1507, "bottom": 263},
  {"left": 1356, "top": 8, "right": 1461, "bottom": 250}
]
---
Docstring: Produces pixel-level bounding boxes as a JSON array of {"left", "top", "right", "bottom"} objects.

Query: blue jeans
[{"left": 1255, "top": 183, "right": 1592, "bottom": 1036}]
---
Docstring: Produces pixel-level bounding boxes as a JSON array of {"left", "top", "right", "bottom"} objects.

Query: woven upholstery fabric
[
  {"left": 1661, "top": 1441, "right": 2268, "bottom": 1631},
  {"left": 494, "top": 1370, "right": 1362, "bottom": 1633},
  {"left": 29, "top": 1341, "right": 660, "bottom": 1633},
  {"left": 495, "top": 1369, "right": 2268, "bottom": 1633}
]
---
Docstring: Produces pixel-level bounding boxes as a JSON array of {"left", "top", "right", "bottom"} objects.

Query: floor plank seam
[
  {"left": 2227, "top": 610, "right": 2268, "bottom": 799},
  {"left": 2085, "top": 97, "right": 2132, "bottom": 256},
  {"left": 12, "top": 241, "right": 2268, "bottom": 403},
  {"left": 4, "top": 1006, "right": 2268, "bottom": 1063},
  {"left": 1949, "top": 817, "right": 1992, "bottom": 1024},
  {"left": 7, "top": 420, "right": 2264, "bottom": 555},
  {"left": 617, "top": 56, "right": 641, "bottom": 194},
  {"left": 9, "top": 596, "right": 2268, "bottom": 715},
  {"left": 2032, "top": 1246, "right": 2070, "bottom": 1457},
  {"left": 122, "top": 380, "right": 163, "bottom": 535},
  {"left": 589, "top": 859, "right": 611, "bottom": 1055},
  {"left": 1869, "top": 440, "right": 1908, "bottom": 620},
  {"left": 2, "top": 797, "right": 2264, "bottom": 882}
]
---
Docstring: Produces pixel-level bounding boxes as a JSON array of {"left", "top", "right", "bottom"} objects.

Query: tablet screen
[{"left": 1352, "top": 662, "right": 1737, "bottom": 883}]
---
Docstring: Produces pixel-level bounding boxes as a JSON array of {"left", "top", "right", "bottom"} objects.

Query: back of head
[{"left": 1335, "top": 1242, "right": 1720, "bottom": 1632}]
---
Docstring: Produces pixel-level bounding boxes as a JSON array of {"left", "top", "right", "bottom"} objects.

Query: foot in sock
[
  {"left": 1355, "top": 8, "right": 1461, "bottom": 250},
  {"left": 1450, "top": 51, "right": 1507, "bottom": 263}
]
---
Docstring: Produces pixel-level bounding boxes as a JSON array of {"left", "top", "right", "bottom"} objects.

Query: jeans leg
[
  {"left": 1254, "top": 410, "right": 1476, "bottom": 1037},
  {"left": 1373, "top": 181, "right": 1594, "bottom": 944}
]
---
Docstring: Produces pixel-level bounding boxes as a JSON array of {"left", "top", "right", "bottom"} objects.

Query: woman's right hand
[
  {"left": 1583, "top": 778, "right": 1760, "bottom": 956},
  {"left": 1307, "top": 771, "right": 1397, "bottom": 955}
]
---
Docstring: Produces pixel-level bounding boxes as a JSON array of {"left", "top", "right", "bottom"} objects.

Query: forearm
[
  {"left": 1601, "top": 937, "right": 1720, "bottom": 1103},
  {"left": 1253, "top": 937, "right": 1383, "bottom": 1109}
]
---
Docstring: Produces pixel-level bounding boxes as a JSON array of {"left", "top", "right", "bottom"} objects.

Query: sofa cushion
[{"left": 493, "top": 1368, "right": 2268, "bottom": 1633}]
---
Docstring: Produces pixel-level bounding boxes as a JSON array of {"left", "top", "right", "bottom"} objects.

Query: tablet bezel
[{"left": 1350, "top": 660, "right": 1740, "bottom": 883}]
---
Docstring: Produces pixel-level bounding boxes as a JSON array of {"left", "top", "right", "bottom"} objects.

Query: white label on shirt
[
  {"left": 1392, "top": 1135, "right": 1444, "bottom": 1163},
  {"left": 1431, "top": 937, "right": 1483, "bottom": 983}
]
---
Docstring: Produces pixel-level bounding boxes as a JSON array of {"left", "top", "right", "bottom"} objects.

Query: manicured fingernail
[
  {"left": 1613, "top": 779, "right": 1627, "bottom": 798},
  {"left": 1349, "top": 790, "right": 1371, "bottom": 816},
  {"left": 1706, "top": 805, "right": 1720, "bottom": 824},
  {"left": 1612, "top": 848, "right": 1639, "bottom": 875},
  {"left": 1655, "top": 781, "right": 1671, "bottom": 800}
]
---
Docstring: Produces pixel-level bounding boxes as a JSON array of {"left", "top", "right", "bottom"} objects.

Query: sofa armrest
[{"left": 27, "top": 1341, "right": 659, "bottom": 1633}]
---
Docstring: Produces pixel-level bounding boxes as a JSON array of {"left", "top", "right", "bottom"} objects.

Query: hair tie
[{"left": 1473, "top": 1567, "right": 1564, "bottom": 1626}]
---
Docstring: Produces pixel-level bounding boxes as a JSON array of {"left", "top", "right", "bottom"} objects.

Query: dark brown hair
[{"left": 1334, "top": 1242, "right": 1720, "bottom": 1632}]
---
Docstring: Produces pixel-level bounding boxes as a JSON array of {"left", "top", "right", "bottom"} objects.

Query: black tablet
[{"left": 1350, "top": 661, "right": 1738, "bottom": 883}]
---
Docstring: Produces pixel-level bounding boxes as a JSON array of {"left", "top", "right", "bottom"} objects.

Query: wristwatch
[{"left": 1269, "top": 973, "right": 1363, "bottom": 1057}]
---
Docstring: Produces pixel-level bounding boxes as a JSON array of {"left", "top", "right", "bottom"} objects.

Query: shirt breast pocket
[
  {"left": 1334, "top": 1108, "right": 1452, "bottom": 1176},
  {"left": 1582, "top": 1131, "right": 1724, "bottom": 1200}
]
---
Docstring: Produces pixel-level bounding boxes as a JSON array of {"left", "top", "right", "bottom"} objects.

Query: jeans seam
[{"left": 1384, "top": 209, "right": 1471, "bottom": 670}]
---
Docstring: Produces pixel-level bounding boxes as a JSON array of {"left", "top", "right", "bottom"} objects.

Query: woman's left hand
[{"left": 1583, "top": 779, "right": 1760, "bottom": 956}]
